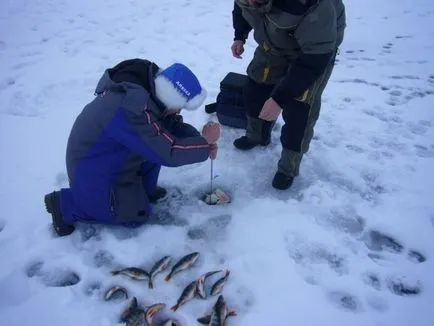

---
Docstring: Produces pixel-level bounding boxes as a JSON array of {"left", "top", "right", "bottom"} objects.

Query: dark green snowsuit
[{"left": 232, "top": 0, "right": 346, "bottom": 187}]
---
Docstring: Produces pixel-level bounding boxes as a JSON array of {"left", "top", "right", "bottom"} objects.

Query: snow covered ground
[{"left": 1, "top": 0, "right": 434, "bottom": 325}]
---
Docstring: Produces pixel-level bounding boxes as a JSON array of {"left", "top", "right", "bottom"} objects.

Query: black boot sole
[{"left": 44, "top": 192, "right": 75, "bottom": 237}]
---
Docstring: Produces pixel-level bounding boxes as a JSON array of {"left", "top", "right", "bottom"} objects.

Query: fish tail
[
  {"left": 111, "top": 271, "right": 119, "bottom": 275},
  {"left": 170, "top": 304, "right": 178, "bottom": 312}
]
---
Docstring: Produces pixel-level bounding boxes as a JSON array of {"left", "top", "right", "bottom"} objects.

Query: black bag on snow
[{"left": 205, "top": 72, "right": 249, "bottom": 129}]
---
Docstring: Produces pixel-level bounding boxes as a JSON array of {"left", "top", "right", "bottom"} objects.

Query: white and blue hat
[{"left": 154, "top": 63, "right": 207, "bottom": 111}]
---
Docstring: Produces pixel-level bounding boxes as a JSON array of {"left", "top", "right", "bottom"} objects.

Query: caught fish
[
  {"left": 197, "top": 310, "right": 237, "bottom": 325},
  {"left": 111, "top": 267, "right": 150, "bottom": 281},
  {"left": 148, "top": 256, "right": 171, "bottom": 288},
  {"left": 120, "top": 297, "right": 138, "bottom": 323},
  {"left": 123, "top": 308, "right": 145, "bottom": 326},
  {"left": 196, "top": 270, "right": 222, "bottom": 299},
  {"left": 160, "top": 319, "right": 180, "bottom": 326},
  {"left": 145, "top": 303, "right": 166, "bottom": 325},
  {"left": 210, "top": 270, "right": 230, "bottom": 296},
  {"left": 104, "top": 285, "right": 128, "bottom": 301},
  {"left": 165, "top": 252, "right": 200, "bottom": 282},
  {"left": 170, "top": 280, "right": 198, "bottom": 312},
  {"left": 202, "top": 295, "right": 237, "bottom": 326}
]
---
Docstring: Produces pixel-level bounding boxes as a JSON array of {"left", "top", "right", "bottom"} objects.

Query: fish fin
[
  {"left": 170, "top": 304, "right": 178, "bottom": 312},
  {"left": 164, "top": 274, "right": 172, "bottom": 282},
  {"left": 111, "top": 271, "right": 119, "bottom": 275},
  {"left": 148, "top": 278, "right": 154, "bottom": 289},
  {"left": 197, "top": 315, "right": 211, "bottom": 324},
  {"left": 227, "top": 310, "right": 237, "bottom": 317},
  {"left": 195, "top": 287, "right": 206, "bottom": 300}
]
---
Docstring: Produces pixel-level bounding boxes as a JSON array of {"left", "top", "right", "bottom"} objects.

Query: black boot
[
  {"left": 233, "top": 116, "right": 272, "bottom": 151},
  {"left": 272, "top": 172, "right": 294, "bottom": 190},
  {"left": 149, "top": 186, "right": 168, "bottom": 203},
  {"left": 44, "top": 191, "right": 75, "bottom": 237},
  {"left": 233, "top": 136, "right": 270, "bottom": 150}
]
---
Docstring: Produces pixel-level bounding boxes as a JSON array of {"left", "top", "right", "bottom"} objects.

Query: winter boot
[
  {"left": 233, "top": 116, "right": 273, "bottom": 150},
  {"left": 272, "top": 149, "right": 303, "bottom": 190},
  {"left": 272, "top": 172, "right": 294, "bottom": 190},
  {"left": 44, "top": 191, "right": 75, "bottom": 237},
  {"left": 149, "top": 186, "right": 168, "bottom": 203}
]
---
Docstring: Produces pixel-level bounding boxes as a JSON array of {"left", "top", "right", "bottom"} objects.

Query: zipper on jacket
[{"left": 109, "top": 187, "right": 116, "bottom": 215}]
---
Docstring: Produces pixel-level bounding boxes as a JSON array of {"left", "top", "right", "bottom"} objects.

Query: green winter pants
[{"left": 245, "top": 46, "right": 337, "bottom": 177}]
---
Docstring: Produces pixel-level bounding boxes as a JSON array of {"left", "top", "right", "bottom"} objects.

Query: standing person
[
  {"left": 44, "top": 58, "right": 220, "bottom": 237},
  {"left": 230, "top": 0, "right": 346, "bottom": 189}
]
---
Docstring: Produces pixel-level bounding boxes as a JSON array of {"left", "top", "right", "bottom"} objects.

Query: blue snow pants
[{"left": 59, "top": 161, "right": 160, "bottom": 226}]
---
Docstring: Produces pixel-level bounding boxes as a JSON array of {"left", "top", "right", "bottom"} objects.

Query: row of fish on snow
[{"left": 103, "top": 252, "right": 236, "bottom": 326}]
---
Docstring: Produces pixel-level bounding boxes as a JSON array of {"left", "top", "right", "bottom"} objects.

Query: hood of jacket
[
  {"left": 94, "top": 58, "right": 167, "bottom": 115},
  {"left": 236, "top": 0, "right": 320, "bottom": 15}
]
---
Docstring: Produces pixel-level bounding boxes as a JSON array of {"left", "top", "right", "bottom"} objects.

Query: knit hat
[{"left": 154, "top": 63, "right": 207, "bottom": 111}]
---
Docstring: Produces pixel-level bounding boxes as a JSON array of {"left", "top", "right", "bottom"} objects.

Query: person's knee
[{"left": 243, "top": 78, "right": 275, "bottom": 117}]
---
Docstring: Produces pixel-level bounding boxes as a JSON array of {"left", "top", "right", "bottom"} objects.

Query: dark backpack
[{"left": 205, "top": 72, "right": 249, "bottom": 129}]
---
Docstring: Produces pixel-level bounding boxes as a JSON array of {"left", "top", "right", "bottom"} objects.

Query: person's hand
[
  {"left": 259, "top": 98, "right": 282, "bottom": 122},
  {"left": 231, "top": 40, "right": 245, "bottom": 59},
  {"left": 201, "top": 122, "right": 221, "bottom": 144},
  {"left": 209, "top": 143, "right": 218, "bottom": 160}
]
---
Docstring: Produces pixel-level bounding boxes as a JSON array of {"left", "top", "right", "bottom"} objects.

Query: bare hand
[
  {"left": 258, "top": 98, "right": 282, "bottom": 122},
  {"left": 201, "top": 122, "right": 221, "bottom": 144},
  {"left": 231, "top": 40, "right": 245, "bottom": 59}
]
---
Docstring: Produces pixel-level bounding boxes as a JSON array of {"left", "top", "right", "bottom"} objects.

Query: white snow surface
[{"left": 1, "top": 0, "right": 434, "bottom": 325}]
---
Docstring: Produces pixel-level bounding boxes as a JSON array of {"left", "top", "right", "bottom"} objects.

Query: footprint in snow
[
  {"left": 361, "top": 171, "right": 387, "bottom": 196},
  {"left": 105, "top": 225, "right": 141, "bottom": 240},
  {"left": 83, "top": 281, "right": 103, "bottom": 297},
  {"left": 407, "top": 120, "right": 430, "bottom": 136},
  {"left": 26, "top": 261, "right": 45, "bottom": 278},
  {"left": 93, "top": 250, "right": 116, "bottom": 269},
  {"left": 414, "top": 144, "right": 434, "bottom": 158},
  {"left": 187, "top": 214, "right": 232, "bottom": 241},
  {"left": 362, "top": 272, "right": 382, "bottom": 291},
  {"left": 381, "top": 42, "right": 393, "bottom": 54},
  {"left": 322, "top": 208, "right": 366, "bottom": 236},
  {"left": 362, "top": 229, "right": 404, "bottom": 254},
  {"left": 74, "top": 224, "right": 102, "bottom": 242},
  {"left": 407, "top": 250, "right": 426, "bottom": 264},
  {"left": 363, "top": 231, "right": 427, "bottom": 265},
  {"left": 386, "top": 275, "right": 422, "bottom": 297},
  {"left": 395, "top": 35, "right": 413, "bottom": 40},
  {"left": 0, "top": 219, "right": 5, "bottom": 233},
  {"left": 290, "top": 246, "right": 348, "bottom": 276},
  {"left": 327, "top": 291, "right": 362, "bottom": 312},
  {"left": 26, "top": 261, "right": 80, "bottom": 287},
  {"left": 0, "top": 78, "right": 16, "bottom": 92},
  {"left": 345, "top": 144, "right": 365, "bottom": 154}
]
